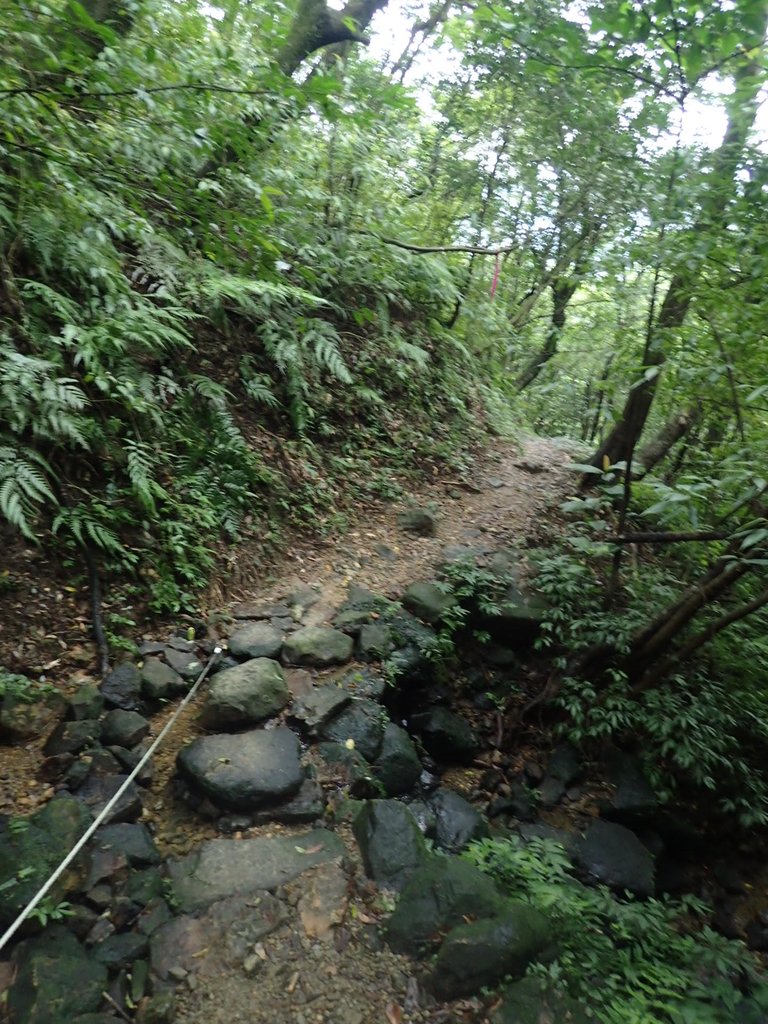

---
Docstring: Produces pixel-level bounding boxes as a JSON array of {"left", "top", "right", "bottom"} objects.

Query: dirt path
[
  {"left": 228, "top": 434, "right": 576, "bottom": 610},
  {"left": 163, "top": 434, "right": 577, "bottom": 1024},
  {"left": 1, "top": 434, "right": 579, "bottom": 1024}
]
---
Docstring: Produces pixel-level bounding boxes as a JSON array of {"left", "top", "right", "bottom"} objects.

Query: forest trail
[
  {"left": 157, "top": 434, "right": 579, "bottom": 1024},
  {"left": 0, "top": 434, "right": 581, "bottom": 1024},
  {"left": 218, "top": 434, "right": 577, "bottom": 614}
]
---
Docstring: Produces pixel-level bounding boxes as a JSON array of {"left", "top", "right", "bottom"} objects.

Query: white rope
[{"left": 0, "top": 645, "right": 223, "bottom": 953}]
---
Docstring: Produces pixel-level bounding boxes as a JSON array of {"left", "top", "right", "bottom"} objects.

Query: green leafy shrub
[{"left": 465, "top": 836, "right": 765, "bottom": 1023}]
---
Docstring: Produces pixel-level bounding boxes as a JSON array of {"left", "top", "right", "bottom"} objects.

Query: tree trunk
[
  {"left": 278, "top": 0, "right": 388, "bottom": 76},
  {"left": 634, "top": 407, "right": 698, "bottom": 476},
  {"left": 583, "top": 38, "right": 766, "bottom": 483},
  {"left": 632, "top": 584, "right": 768, "bottom": 694},
  {"left": 198, "top": 0, "right": 389, "bottom": 177},
  {"left": 626, "top": 550, "right": 754, "bottom": 681},
  {"left": 516, "top": 277, "right": 578, "bottom": 390}
]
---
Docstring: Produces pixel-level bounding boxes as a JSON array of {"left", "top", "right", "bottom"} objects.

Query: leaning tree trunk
[
  {"left": 198, "top": 0, "right": 389, "bottom": 177},
  {"left": 632, "top": 583, "right": 768, "bottom": 694},
  {"left": 634, "top": 407, "right": 698, "bottom": 477},
  {"left": 516, "top": 276, "right": 579, "bottom": 390}
]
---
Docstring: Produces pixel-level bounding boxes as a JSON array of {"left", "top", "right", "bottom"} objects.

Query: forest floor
[
  {"left": 167, "top": 433, "right": 580, "bottom": 1024},
  {"left": 0, "top": 433, "right": 581, "bottom": 1024},
  {"left": 0, "top": 433, "right": 577, "bottom": 820}
]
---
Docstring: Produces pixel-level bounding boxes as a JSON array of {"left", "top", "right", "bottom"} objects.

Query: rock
[
  {"left": 140, "top": 658, "right": 187, "bottom": 702},
  {"left": 282, "top": 626, "right": 354, "bottom": 667},
  {"left": 0, "top": 796, "right": 92, "bottom": 928},
  {"left": 397, "top": 507, "right": 437, "bottom": 536},
  {"left": 491, "top": 976, "right": 597, "bottom": 1023},
  {"left": 538, "top": 743, "right": 581, "bottom": 807},
  {"left": 44, "top": 718, "right": 101, "bottom": 756},
  {"left": 482, "top": 643, "right": 520, "bottom": 668},
  {"left": 177, "top": 726, "right": 304, "bottom": 811},
  {"left": 406, "top": 799, "right": 437, "bottom": 837},
  {"left": 253, "top": 779, "right": 325, "bottom": 824},
  {"left": 67, "top": 684, "right": 104, "bottom": 721},
  {"left": 401, "top": 581, "right": 456, "bottom": 624},
  {"left": 576, "top": 819, "right": 655, "bottom": 897},
  {"left": 86, "top": 746, "right": 123, "bottom": 777},
  {"left": 101, "top": 709, "right": 150, "bottom": 748},
  {"left": 167, "top": 829, "right": 345, "bottom": 912},
  {"left": 316, "top": 743, "right": 383, "bottom": 799},
  {"left": 91, "top": 931, "right": 149, "bottom": 969},
  {"left": 440, "top": 543, "right": 492, "bottom": 563},
  {"left": 127, "top": 867, "right": 165, "bottom": 905},
  {"left": 517, "top": 823, "right": 580, "bottom": 859},
  {"left": 232, "top": 600, "right": 291, "bottom": 620},
  {"left": 338, "top": 667, "right": 387, "bottom": 700},
  {"left": 600, "top": 752, "right": 657, "bottom": 825},
  {"left": 488, "top": 781, "right": 538, "bottom": 822},
  {"left": 353, "top": 800, "right": 428, "bottom": 891},
  {"left": 410, "top": 707, "right": 479, "bottom": 763},
  {"left": 333, "top": 607, "right": 377, "bottom": 633},
  {"left": 110, "top": 743, "right": 153, "bottom": 785},
  {"left": 136, "top": 898, "right": 172, "bottom": 936},
  {"left": 84, "top": 841, "right": 128, "bottom": 889},
  {"left": 136, "top": 990, "right": 175, "bottom": 1024},
  {"left": 481, "top": 586, "right": 549, "bottom": 647},
  {"left": 95, "top": 823, "right": 161, "bottom": 866},
  {"left": 387, "top": 610, "right": 438, "bottom": 661},
  {"left": 296, "top": 859, "right": 349, "bottom": 940},
  {"left": 76, "top": 774, "right": 143, "bottom": 824},
  {"left": 357, "top": 623, "right": 393, "bottom": 661},
  {"left": 0, "top": 692, "right": 62, "bottom": 743},
  {"left": 428, "top": 788, "right": 488, "bottom": 852},
  {"left": 430, "top": 903, "right": 551, "bottom": 999},
  {"left": 228, "top": 621, "right": 283, "bottom": 660},
  {"left": 151, "top": 891, "right": 285, "bottom": 980},
  {"left": 286, "top": 583, "right": 321, "bottom": 617},
  {"left": 8, "top": 928, "right": 108, "bottom": 1024},
  {"left": 386, "top": 856, "right": 504, "bottom": 957},
  {"left": 163, "top": 646, "right": 202, "bottom": 680},
  {"left": 101, "top": 663, "right": 143, "bottom": 711},
  {"left": 137, "top": 641, "right": 165, "bottom": 656},
  {"left": 283, "top": 667, "right": 314, "bottom": 699},
  {"left": 291, "top": 685, "right": 352, "bottom": 733},
  {"left": 167, "top": 635, "right": 195, "bottom": 651},
  {"left": 320, "top": 698, "right": 386, "bottom": 761},
  {"left": 547, "top": 743, "right": 581, "bottom": 784},
  {"left": 372, "top": 723, "right": 422, "bottom": 796},
  {"left": 200, "top": 658, "right": 289, "bottom": 730}
]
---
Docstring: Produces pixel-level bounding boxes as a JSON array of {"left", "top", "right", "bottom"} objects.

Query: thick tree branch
[
  {"left": 352, "top": 229, "right": 516, "bottom": 256},
  {"left": 278, "top": 0, "right": 389, "bottom": 76},
  {"left": 608, "top": 529, "right": 732, "bottom": 544}
]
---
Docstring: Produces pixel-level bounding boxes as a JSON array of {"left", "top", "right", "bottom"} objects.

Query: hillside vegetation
[{"left": 2, "top": 0, "right": 768, "bottom": 826}]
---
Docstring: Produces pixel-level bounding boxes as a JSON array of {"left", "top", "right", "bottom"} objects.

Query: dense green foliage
[
  {"left": 2, "top": 4, "right": 768, "bottom": 1018},
  {"left": 1, "top": 0, "right": 767, "bottom": 820},
  {"left": 0, "top": 0, "right": 491, "bottom": 611},
  {"left": 466, "top": 835, "right": 767, "bottom": 1024}
]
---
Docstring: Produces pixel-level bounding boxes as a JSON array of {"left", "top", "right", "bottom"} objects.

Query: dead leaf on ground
[{"left": 385, "top": 1001, "right": 402, "bottom": 1024}]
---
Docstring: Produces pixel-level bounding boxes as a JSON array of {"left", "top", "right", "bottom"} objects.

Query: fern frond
[{"left": 0, "top": 445, "right": 56, "bottom": 539}]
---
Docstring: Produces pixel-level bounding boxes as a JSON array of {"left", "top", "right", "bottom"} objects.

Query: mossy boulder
[
  {"left": 430, "top": 903, "right": 552, "bottom": 998},
  {"left": 386, "top": 855, "right": 505, "bottom": 957},
  {"left": 0, "top": 795, "right": 92, "bottom": 928}
]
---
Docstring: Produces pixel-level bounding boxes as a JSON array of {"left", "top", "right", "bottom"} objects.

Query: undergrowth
[{"left": 465, "top": 836, "right": 768, "bottom": 1024}]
